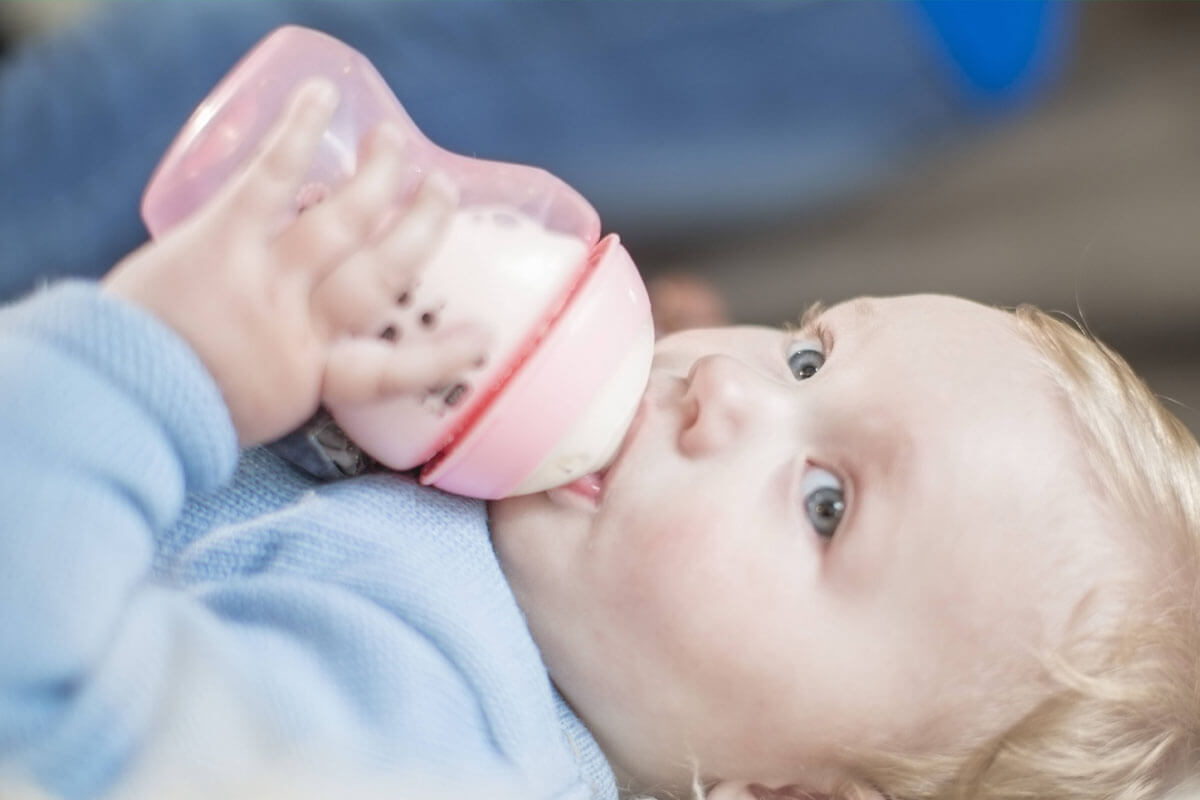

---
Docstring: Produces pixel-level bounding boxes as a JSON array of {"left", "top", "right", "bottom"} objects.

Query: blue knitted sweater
[{"left": 0, "top": 282, "right": 616, "bottom": 800}]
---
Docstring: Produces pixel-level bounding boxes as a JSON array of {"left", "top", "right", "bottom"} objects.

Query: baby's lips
[
  {"left": 566, "top": 470, "right": 607, "bottom": 503},
  {"left": 546, "top": 467, "right": 609, "bottom": 512}
]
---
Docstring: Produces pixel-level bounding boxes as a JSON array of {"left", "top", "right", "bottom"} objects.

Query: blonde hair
[{"left": 838, "top": 305, "right": 1200, "bottom": 800}]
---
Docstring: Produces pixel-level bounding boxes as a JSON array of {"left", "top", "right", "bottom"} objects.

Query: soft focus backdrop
[
  {"left": 3, "top": 2, "right": 1198, "bottom": 433},
  {"left": 644, "top": 3, "right": 1200, "bottom": 433}
]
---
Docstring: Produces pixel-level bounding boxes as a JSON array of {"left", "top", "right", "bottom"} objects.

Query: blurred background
[{"left": 2, "top": 1, "right": 1198, "bottom": 432}]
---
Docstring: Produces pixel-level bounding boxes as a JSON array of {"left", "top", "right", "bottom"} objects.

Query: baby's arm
[
  {"left": 104, "top": 79, "right": 486, "bottom": 446},
  {"left": 0, "top": 82, "right": 492, "bottom": 796},
  {"left": 0, "top": 284, "right": 507, "bottom": 796}
]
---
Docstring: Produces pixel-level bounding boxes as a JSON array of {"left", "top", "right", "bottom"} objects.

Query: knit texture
[{"left": 0, "top": 282, "right": 615, "bottom": 800}]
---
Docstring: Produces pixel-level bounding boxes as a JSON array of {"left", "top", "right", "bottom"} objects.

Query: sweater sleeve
[
  {"left": 0, "top": 280, "right": 238, "bottom": 677},
  {"left": 0, "top": 281, "right": 244, "bottom": 795},
  {"left": 0, "top": 283, "right": 539, "bottom": 800}
]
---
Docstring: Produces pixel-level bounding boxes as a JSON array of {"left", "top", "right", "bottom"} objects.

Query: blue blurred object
[
  {"left": 0, "top": 1, "right": 1074, "bottom": 303},
  {"left": 916, "top": 0, "right": 1073, "bottom": 107}
]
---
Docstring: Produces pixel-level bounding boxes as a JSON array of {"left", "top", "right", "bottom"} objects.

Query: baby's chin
[
  {"left": 489, "top": 494, "right": 569, "bottom": 533},
  {"left": 488, "top": 489, "right": 597, "bottom": 562},
  {"left": 488, "top": 491, "right": 596, "bottom": 622},
  {"left": 490, "top": 475, "right": 603, "bottom": 520}
]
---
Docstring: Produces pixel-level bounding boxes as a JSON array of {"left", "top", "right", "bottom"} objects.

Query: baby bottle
[{"left": 141, "top": 25, "right": 654, "bottom": 500}]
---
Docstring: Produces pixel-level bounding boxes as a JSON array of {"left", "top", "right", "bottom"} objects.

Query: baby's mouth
[
  {"left": 565, "top": 470, "right": 606, "bottom": 501},
  {"left": 546, "top": 468, "right": 607, "bottom": 512},
  {"left": 545, "top": 371, "right": 658, "bottom": 512}
]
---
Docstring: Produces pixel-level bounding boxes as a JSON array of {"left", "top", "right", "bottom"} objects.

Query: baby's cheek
[
  {"left": 612, "top": 504, "right": 721, "bottom": 580},
  {"left": 597, "top": 512, "right": 736, "bottom": 655}
]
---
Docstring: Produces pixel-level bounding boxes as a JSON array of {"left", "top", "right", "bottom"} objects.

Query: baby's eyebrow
[
  {"left": 846, "top": 297, "right": 877, "bottom": 321},
  {"left": 803, "top": 297, "right": 877, "bottom": 332},
  {"left": 794, "top": 301, "right": 825, "bottom": 331},
  {"left": 788, "top": 298, "right": 875, "bottom": 338}
]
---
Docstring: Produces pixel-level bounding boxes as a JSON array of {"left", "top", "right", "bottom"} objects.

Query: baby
[{"left": 1, "top": 81, "right": 1196, "bottom": 800}]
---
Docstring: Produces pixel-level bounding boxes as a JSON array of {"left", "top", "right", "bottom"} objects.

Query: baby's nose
[{"left": 678, "top": 354, "right": 792, "bottom": 458}]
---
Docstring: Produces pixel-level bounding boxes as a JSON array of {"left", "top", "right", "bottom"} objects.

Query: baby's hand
[{"left": 104, "top": 80, "right": 486, "bottom": 446}]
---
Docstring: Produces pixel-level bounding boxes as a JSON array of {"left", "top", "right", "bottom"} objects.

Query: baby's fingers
[
  {"left": 230, "top": 79, "right": 339, "bottom": 218},
  {"left": 310, "top": 171, "right": 459, "bottom": 337},
  {"left": 366, "top": 172, "right": 459, "bottom": 294},
  {"left": 277, "top": 123, "right": 411, "bottom": 283},
  {"left": 323, "top": 327, "right": 489, "bottom": 407}
]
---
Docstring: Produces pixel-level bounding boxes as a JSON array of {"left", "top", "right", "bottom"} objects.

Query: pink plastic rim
[{"left": 421, "top": 234, "right": 650, "bottom": 499}]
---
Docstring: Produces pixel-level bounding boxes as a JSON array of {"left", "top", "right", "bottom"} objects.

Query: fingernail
[
  {"left": 306, "top": 79, "right": 338, "bottom": 109},
  {"left": 425, "top": 171, "right": 459, "bottom": 203},
  {"left": 377, "top": 122, "right": 406, "bottom": 150}
]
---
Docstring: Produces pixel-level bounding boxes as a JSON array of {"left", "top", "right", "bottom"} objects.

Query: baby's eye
[
  {"left": 786, "top": 341, "right": 825, "bottom": 381},
  {"left": 801, "top": 466, "right": 845, "bottom": 539}
]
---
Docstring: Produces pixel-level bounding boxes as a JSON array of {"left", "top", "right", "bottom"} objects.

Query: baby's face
[{"left": 490, "top": 295, "right": 1104, "bottom": 795}]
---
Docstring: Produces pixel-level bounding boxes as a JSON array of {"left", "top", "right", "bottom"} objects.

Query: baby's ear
[{"left": 705, "top": 779, "right": 887, "bottom": 800}]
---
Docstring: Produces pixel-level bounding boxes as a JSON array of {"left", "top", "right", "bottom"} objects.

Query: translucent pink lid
[{"left": 143, "top": 25, "right": 601, "bottom": 246}]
